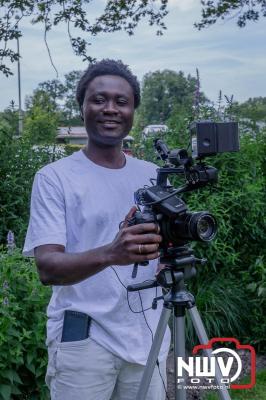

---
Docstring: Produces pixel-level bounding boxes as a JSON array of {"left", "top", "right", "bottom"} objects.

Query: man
[{"left": 23, "top": 59, "right": 170, "bottom": 400}]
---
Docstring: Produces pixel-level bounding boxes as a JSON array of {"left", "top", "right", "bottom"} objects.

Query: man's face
[{"left": 82, "top": 75, "right": 135, "bottom": 146}]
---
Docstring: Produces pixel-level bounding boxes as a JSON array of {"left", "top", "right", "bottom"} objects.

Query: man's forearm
[
  {"left": 36, "top": 244, "right": 113, "bottom": 286},
  {"left": 35, "top": 221, "right": 162, "bottom": 286}
]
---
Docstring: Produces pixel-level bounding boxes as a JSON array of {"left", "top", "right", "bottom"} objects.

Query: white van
[{"left": 142, "top": 124, "right": 168, "bottom": 140}]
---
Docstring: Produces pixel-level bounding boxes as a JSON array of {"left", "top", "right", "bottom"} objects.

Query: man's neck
[{"left": 83, "top": 142, "right": 126, "bottom": 169}]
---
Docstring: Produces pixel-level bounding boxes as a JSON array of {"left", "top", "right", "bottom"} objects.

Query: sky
[{"left": 0, "top": 0, "right": 266, "bottom": 111}]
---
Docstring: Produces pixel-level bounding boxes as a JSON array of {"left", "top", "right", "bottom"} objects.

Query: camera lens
[
  {"left": 170, "top": 211, "right": 217, "bottom": 244},
  {"left": 189, "top": 212, "right": 217, "bottom": 241}
]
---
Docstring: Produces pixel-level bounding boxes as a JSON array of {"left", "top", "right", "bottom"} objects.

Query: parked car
[{"left": 142, "top": 124, "right": 168, "bottom": 140}]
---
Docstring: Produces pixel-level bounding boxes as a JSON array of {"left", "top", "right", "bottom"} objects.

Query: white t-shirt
[{"left": 23, "top": 150, "right": 170, "bottom": 364}]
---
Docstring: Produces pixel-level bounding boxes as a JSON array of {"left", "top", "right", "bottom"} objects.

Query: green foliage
[
  {"left": 204, "top": 368, "right": 266, "bottom": 399},
  {"left": 0, "top": 248, "right": 51, "bottom": 399},
  {"left": 187, "top": 131, "right": 265, "bottom": 349},
  {"left": 24, "top": 109, "right": 58, "bottom": 145},
  {"left": 135, "top": 70, "right": 204, "bottom": 130},
  {"left": 36, "top": 71, "right": 83, "bottom": 126},
  {"left": 0, "top": 105, "right": 21, "bottom": 137},
  {"left": 61, "top": 70, "right": 83, "bottom": 125},
  {"left": 233, "top": 97, "right": 266, "bottom": 122},
  {"left": 186, "top": 277, "right": 250, "bottom": 349},
  {"left": 23, "top": 89, "right": 60, "bottom": 144},
  {"left": 64, "top": 143, "right": 84, "bottom": 156},
  {"left": 0, "top": 125, "right": 64, "bottom": 247}
]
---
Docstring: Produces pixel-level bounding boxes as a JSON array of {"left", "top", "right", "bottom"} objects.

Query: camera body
[{"left": 129, "top": 121, "right": 239, "bottom": 253}]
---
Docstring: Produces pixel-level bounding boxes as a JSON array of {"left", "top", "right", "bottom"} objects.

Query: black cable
[
  {"left": 111, "top": 266, "right": 169, "bottom": 399},
  {"left": 110, "top": 267, "right": 154, "bottom": 313},
  {"left": 156, "top": 360, "right": 170, "bottom": 400}
]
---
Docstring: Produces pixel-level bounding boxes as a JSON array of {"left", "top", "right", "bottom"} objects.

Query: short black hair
[{"left": 76, "top": 59, "right": 140, "bottom": 109}]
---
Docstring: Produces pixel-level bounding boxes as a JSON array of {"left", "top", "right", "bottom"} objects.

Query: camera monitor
[{"left": 190, "top": 121, "right": 239, "bottom": 158}]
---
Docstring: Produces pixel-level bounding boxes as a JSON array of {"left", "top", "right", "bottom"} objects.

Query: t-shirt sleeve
[{"left": 23, "top": 171, "right": 66, "bottom": 257}]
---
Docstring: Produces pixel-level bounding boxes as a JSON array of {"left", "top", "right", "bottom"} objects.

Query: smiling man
[{"left": 23, "top": 59, "right": 170, "bottom": 400}]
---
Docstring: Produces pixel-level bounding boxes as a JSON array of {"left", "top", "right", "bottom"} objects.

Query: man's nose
[{"left": 103, "top": 101, "right": 118, "bottom": 114}]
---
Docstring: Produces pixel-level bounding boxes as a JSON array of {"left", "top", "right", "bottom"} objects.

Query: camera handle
[{"left": 127, "top": 260, "right": 231, "bottom": 400}]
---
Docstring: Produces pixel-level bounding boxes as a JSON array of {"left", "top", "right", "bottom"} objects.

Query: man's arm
[{"left": 35, "top": 222, "right": 162, "bottom": 286}]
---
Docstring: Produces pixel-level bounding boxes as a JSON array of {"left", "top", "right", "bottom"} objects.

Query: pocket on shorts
[
  {"left": 56, "top": 336, "right": 95, "bottom": 377},
  {"left": 58, "top": 335, "right": 92, "bottom": 349}
]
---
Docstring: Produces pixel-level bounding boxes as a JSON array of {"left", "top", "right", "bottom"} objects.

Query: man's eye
[
  {"left": 117, "top": 98, "right": 127, "bottom": 105},
  {"left": 94, "top": 97, "right": 105, "bottom": 104}
]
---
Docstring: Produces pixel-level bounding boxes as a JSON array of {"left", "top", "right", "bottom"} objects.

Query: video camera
[{"left": 128, "top": 121, "right": 239, "bottom": 278}]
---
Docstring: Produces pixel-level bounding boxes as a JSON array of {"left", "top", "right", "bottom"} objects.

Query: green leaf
[
  {"left": 26, "top": 352, "right": 34, "bottom": 366},
  {"left": 11, "top": 370, "right": 23, "bottom": 384},
  {"left": 0, "top": 384, "right": 11, "bottom": 400},
  {"left": 0, "top": 370, "right": 13, "bottom": 384},
  {"left": 11, "top": 385, "right": 21, "bottom": 395}
]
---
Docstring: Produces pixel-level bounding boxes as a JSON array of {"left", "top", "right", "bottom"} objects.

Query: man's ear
[{"left": 80, "top": 106, "right": 84, "bottom": 121}]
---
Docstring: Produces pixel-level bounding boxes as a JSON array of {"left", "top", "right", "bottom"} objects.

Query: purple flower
[
  {"left": 3, "top": 297, "right": 9, "bottom": 306},
  {"left": 3, "top": 281, "right": 9, "bottom": 290},
  {"left": 7, "top": 230, "right": 15, "bottom": 245}
]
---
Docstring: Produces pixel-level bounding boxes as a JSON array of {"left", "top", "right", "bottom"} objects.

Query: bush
[
  {"left": 0, "top": 126, "right": 64, "bottom": 247},
  {"left": 186, "top": 276, "right": 251, "bottom": 349},
  {"left": 137, "top": 125, "right": 266, "bottom": 350},
  {"left": 0, "top": 248, "right": 51, "bottom": 399},
  {"left": 64, "top": 143, "right": 84, "bottom": 156}
]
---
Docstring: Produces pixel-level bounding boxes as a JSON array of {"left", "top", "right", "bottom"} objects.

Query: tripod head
[{"left": 127, "top": 245, "right": 206, "bottom": 293}]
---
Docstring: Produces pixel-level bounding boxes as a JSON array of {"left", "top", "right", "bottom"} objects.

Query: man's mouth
[{"left": 100, "top": 120, "right": 121, "bottom": 128}]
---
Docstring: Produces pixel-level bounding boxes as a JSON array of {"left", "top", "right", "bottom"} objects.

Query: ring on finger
[{"left": 138, "top": 244, "right": 144, "bottom": 254}]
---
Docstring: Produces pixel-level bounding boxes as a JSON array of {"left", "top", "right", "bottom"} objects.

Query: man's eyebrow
[{"left": 89, "top": 91, "right": 130, "bottom": 98}]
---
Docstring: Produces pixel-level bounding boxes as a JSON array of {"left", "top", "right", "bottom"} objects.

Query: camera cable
[{"left": 110, "top": 266, "right": 169, "bottom": 400}]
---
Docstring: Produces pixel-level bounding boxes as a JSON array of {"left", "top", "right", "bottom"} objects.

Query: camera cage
[{"left": 129, "top": 120, "right": 239, "bottom": 282}]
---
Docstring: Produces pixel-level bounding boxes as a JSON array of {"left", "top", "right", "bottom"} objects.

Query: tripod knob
[
  {"left": 152, "top": 296, "right": 164, "bottom": 310},
  {"left": 195, "top": 257, "right": 207, "bottom": 265}
]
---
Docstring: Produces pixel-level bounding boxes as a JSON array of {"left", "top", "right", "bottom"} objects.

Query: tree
[
  {"left": 38, "top": 79, "right": 66, "bottom": 104},
  {"left": 195, "top": 0, "right": 266, "bottom": 29},
  {"left": 135, "top": 70, "right": 206, "bottom": 129},
  {"left": 32, "top": 71, "right": 83, "bottom": 125},
  {"left": 0, "top": 101, "right": 20, "bottom": 135},
  {"left": 0, "top": 0, "right": 168, "bottom": 77},
  {"left": 62, "top": 70, "right": 83, "bottom": 124},
  {"left": 24, "top": 89, "right": 60, "bottom": 143},
  {"left": 233, "top": 97, "right": 266, "bottom": 122}
]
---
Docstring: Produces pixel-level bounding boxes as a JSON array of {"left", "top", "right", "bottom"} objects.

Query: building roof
[{"left": 57, "top": 126, "right": 87, "bottom": 138}]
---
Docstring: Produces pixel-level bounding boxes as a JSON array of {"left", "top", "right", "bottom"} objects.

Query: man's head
[
  {"left": 76, "top": 59, "right": 140, "bottom": 111},
  {"left": 76, "top": 59, "right": 140, "bottom": 147}
]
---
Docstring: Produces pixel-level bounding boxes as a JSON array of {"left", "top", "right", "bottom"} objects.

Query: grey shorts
[{"left": 46, "top": 337, "right": 167, "bottom": 400}]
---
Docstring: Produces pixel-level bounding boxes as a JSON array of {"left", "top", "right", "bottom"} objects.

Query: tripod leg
[
  {"left": 173, "top": 307, "right": 186, "bottom": 400},
  {"left": 136, "top": 305, "right": 172, "bottom": 400},
  {"left": 188, "top": 306, "right": 231, "bottom": 400}
]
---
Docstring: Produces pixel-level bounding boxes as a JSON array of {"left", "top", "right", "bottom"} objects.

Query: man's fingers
[
  {"left": 132, "top": 233, "right": 162, "bottom": 244},
  {"left": 121, "top": 206, "right": 137, "bottom": 228},
  {"left": 134, "top": 251, "right": 161, "bottom": 262},
  {"left": 126, "top": 223, "right": 159, "bottom": 234}
]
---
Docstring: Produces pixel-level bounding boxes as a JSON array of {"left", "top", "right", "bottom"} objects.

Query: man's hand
[{"left": 106, "top": 206, "right": 162, "bottom": 266}]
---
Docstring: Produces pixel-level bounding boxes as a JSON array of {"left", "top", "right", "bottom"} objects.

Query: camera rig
[{"left": 128, "top": 120, "right": 239, "bottom": 283}]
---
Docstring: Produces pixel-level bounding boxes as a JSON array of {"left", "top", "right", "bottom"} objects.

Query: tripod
[{"left": 127, "top": 247, "right": 231, "bottom": 400}]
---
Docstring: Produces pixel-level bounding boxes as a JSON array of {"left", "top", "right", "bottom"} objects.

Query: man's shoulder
[{"left": 37, "top": 150, "right": 81, "bottom": 177}]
